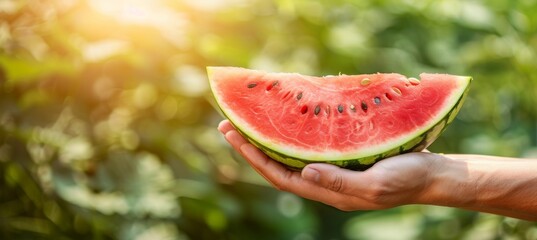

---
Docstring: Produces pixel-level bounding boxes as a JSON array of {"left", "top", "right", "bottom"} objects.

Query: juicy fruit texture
[{"left": 208, "top": 67, "right": 471, "bottom": 170}]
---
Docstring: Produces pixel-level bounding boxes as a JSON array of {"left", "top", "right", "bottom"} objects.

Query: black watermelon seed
[
  {"left": 272, "top": 81, "right": 279, "bottom": 87},
  {"left": 350, "top": 104, "right": 356, "bottom": 112},
  {"left": 247, "top": 83, "right": 258, "bottom": 88},
  {"left": 314, "top": 105, "right": 321, "bottom": 115},
  {"left": 361, "top": 101, "right": 368, "bottom": 112},
  {"left": 338, "top": 104, "right": 344, "bottom": 113},
  {"left": 297, "top": 92, "right": 303, "bottom": 100},
  {"left": 374, "top": 97, "right": 381, "bottom": 105}
]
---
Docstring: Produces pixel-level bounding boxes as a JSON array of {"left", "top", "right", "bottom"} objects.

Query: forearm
[{"left": 421, "top": 154, "right": 537, "bottom": 221}]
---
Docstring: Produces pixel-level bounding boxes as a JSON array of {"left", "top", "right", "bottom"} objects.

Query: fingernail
[
  {"left": 217, "top": 124, "right": 225, "bottom": 133},
  {"left": 217, "top": 120, "right": 228, "bottom": 134},
  {"left": 302, "top": 167, "right": 320, "bottom": 183}
]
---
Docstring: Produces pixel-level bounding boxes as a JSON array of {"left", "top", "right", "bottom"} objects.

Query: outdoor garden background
[{"left": 1, "top": 0, "right": 536, "bottom": 239}]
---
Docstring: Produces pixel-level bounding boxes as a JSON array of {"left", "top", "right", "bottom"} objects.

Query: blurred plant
[{"left": 1, "top": 0, "right": 536, "bottom": 239}]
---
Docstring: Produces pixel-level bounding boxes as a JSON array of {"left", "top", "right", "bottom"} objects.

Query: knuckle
[
  {"left": 328, "top": 174, "right": 344, "bottom": 192},
  {"left": 366, "top": 189, "right": 385, "bottom": 203},
  {"left": 364, "top": 180, "right": 390, "bottom": 204}
]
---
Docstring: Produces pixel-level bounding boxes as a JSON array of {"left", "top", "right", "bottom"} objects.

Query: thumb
[{"left": 301, "top": 163, "right": 361, "bottom": 193}]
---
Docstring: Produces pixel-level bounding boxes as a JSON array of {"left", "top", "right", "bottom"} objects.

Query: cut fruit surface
[{"left": 208, "top": 67, "right": 471, "bottom": 170}]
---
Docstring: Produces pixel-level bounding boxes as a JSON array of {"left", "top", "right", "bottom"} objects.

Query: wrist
[
  {"left": 417, "top": 154, "right": 477, "bottom": 208},
  {"left": 415, "top": 154, "right": 537, "bottom": 221}
]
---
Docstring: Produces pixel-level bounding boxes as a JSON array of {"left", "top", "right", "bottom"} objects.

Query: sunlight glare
[
  {"left": 89, "top": 0, "right": 165, "bottom": 25},
  {"left": 88, "top": 0, "right": 189, "bottom": 48}
]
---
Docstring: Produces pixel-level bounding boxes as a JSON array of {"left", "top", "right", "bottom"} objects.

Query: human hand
[{"left": 217, "top": 120, "right": 446, "bottom": 211}]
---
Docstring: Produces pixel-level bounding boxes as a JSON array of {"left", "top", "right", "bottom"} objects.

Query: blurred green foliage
[{"left": 1, "top": 0, "right": 536, "bottom": 239}]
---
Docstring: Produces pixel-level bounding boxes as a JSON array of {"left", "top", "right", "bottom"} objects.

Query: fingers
[
  {"left": 217, "top": 120, "right": 349, "bottom": 204},
  {"left": 239, "top": 143, "right": 352, "bottom": 205},
  {"left": 224, "top": 130, "right": 248, "bottom": 154},
  {"left": 220, "top": 119, "right": 291, "bottom": 185},
  {"left": 219, "top": 120, "right": 292, "bottom": 188},
  {"left": 217, "top": 119, "right": 385, "bottom": 209},
  {"left": 220, "top": 119, "right": 247, "bottom": 154},
  {"left": 239, "top": 143, "right": 291, "bottom": 187},
  {"left": 218, "top": 120, "right": 235, "bottom": 134}
]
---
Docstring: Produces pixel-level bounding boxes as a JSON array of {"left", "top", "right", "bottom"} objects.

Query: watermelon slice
[{"left": 208, "top": 67, "right": 471, "bottom": 170}]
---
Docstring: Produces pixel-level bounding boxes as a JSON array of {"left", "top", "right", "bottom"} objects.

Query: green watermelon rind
[{"left": 209, "top": 67, "right": 471, "bottom": 170}]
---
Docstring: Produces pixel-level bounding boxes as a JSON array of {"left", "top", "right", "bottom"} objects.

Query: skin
[{"left": 218, "top": 120, "right": 537, "bottom": 221}]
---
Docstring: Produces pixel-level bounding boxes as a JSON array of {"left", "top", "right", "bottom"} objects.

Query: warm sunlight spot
[
  {"left": 89, "top": 0, "right": 169, "bottom": 25},
  {"left": 87, "top": 0, "right": 188, "bottom": 47}
]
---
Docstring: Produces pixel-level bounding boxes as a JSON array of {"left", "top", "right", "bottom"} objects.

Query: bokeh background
[{"left": 1, "top": 0, "right": 537, "bottom": 239}]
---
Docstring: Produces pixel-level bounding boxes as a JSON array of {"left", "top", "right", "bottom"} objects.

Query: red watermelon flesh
[{"left": 208, "top": 67, "right": 471, "bottom": 169}]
